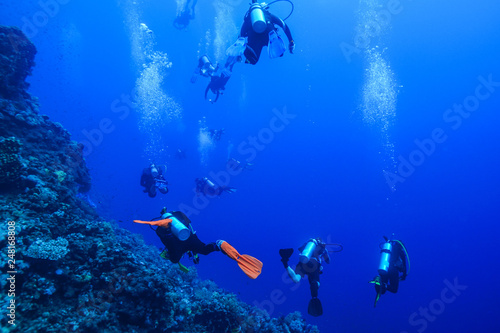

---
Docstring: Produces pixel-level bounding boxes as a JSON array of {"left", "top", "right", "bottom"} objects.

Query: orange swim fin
[
  {"left": 133, "top": 218, "right": 172, "bottom": 228},
  {"left": 220, "top": 241, "right": 263, "bottom": 279}
]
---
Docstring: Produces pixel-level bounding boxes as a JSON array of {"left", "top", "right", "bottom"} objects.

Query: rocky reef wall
[{"left": 0, "top": 26, "right": 319, "bottom": 333}]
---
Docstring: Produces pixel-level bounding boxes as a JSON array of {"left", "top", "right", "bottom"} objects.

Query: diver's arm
[
  {"left": 323, "top": 251, "right": 331, "bottom": 264},
  {"left": 287, "top": 266, "right": 302, "bottom": 283}
]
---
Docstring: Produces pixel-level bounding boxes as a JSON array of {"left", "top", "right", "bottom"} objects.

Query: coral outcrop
[{"left": 0, "top": 26, "right": 319, "bottom": 333}]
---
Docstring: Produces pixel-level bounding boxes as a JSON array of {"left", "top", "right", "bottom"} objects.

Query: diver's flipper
[
  {"left": 226, "top": 37, "right": 247, "bottom": 57},
  {"left": 369, "top": 277, "right": 383, "bottom": 307},
  {"left": 373, "top": 291, "right": 381, "bottom": 308},
  {"left": 134, "top": 218, "right": 172, "bottom": 228},
  {"left": 308, "top": 298, "right": 323, "bottom": 317},
  {"left": 268, "top": 30, "right": 286, "bottom": 59},
  {"left": 223, "top": 186, "right": 237, "bottom": 194},
  {"left": 279, "top": 248, "right": 294, "bottom": 261},
  {"left": 178, "top": 262, "right": 189, "bottom": 273},
  {"left": 220, "top": 241, "right": 263, "bottom": 279}
]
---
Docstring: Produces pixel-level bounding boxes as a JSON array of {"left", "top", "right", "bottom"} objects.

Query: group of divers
[
  {"left": 137, "top": 157, "right": 410, "bottom": 317},
  {"left": 133, "top": 0, "right": 411, "bottom": 318}
]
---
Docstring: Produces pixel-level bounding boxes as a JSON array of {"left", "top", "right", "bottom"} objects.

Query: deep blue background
[{"left": 2, "top": 0, "right": 500, "bottom": 332}]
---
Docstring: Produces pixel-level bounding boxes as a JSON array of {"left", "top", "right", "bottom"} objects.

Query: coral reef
[{"left": 0, "top": 25, "right": 319, "bottom": 333}]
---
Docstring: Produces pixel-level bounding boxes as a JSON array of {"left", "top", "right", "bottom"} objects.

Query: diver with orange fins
[
  {"left": 134, "top": 208, "right": 262, "bottom": 279},
  {"left": 279, "top": 238, "right": 343, "bottom": 317},
  {"left": 369, "top": 236, "right": 409, "bottom": 307}
]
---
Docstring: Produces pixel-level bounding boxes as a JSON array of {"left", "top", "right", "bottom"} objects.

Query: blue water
[{"left": 2, "top": 0, "right": 500, "bottom": 332}]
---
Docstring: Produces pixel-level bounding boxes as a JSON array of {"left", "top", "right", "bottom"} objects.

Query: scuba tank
[
  {"left": 162, "top": 213, "right": 190, "bottom": 241},
  {"left": 249, "top": 3, "right": 267, "bottom": 33},
  {"left": 299, "top": 239, "right": 318, "bottom": 264},
  {"left": 199, "top": 55, "right": 216, "bottom": 77},
  {"left": 378, "top": 241, "right": 392, "bottom": 275},
  {"left": 205, "top": 177, "right": 216, "bottom": 189}
]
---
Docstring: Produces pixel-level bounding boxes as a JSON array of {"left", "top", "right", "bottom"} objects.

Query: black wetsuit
[
  {"left": 240, "top": 9, "right": 293, "bottom": 64},
  {"left": 155, "top": 211, "right": 218, "bottom": 263},
  {"left": 295, "top": 259, "right": 322, "bottom": 297},
  {"left": 295, "top": 242, "right": 329, "bottom": 298}
]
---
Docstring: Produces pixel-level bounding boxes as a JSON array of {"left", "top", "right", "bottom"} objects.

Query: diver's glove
[{"left": 289, "top": 40, "right": 295, "bottom": 54}]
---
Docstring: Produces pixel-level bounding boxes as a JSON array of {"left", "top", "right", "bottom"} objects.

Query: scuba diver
[
  {"left": 140, "top": 164, "right": 169, "bottom": 198},
  {"left": 134, "top": 208, "right": 263, "bottom": 278},
  {"left": 191, "top": 54, "right": 231, "bottom": 103},
  {"left": 192, "top": 0, "right": 295, "bottom": 103},
  {"left": 195, "top": 177, "right": 236, "bottom": 197},
  {"left": 237, "top": 0, "right": 295, "bottom": 65},
  {"left": 190, "top": 55, "right": 218, "bottom": 83},
  {"left": 208, "top": 128, "right": 225, "bottom": 141},
  {"left": 369, "top": 236, "right": 410, "bottom": 307},
  {"left": 280, "top": 238, "right": 343, "bottom": 317},
  {"left": 173, "top": 0, "right": 198, "bottom": 30},
  {"left": 227, "top": 157, "right": 253, "bottom": 172}
]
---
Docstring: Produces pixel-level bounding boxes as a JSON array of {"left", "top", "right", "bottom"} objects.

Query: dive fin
[
  {"left": 133, "top": 218, "right": 172, "bottom": 228},
  {"left": 220, "top": 241, "right": 263, "bottom": 279},
  {"left": 308, "top": 298, "right": 323, "bottom": 317},
  {"left": 374, "top": 292, "right": 381, "bottom": 308},
  {"left": 279, "top": 248, "right": 294, "bottom": 261},
  {"left": 178, "top": 262, "right": 189, "bottom": 273}
]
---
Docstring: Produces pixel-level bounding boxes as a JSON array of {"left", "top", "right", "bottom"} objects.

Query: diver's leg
[
  {"left": 386, "top": 267, "right": 400, "bottom": 293},
  {"left": 189, "top": 234, "right": 218, "bottom": 255},
  {"left": 148, "top": 185, "right": 157, "bottom": 198},
  {"left": 162, "top": 239, "right": 185, "bottom": 264},
  {"left": 308, "top": 269, "right": 321, "bottom": 298}
]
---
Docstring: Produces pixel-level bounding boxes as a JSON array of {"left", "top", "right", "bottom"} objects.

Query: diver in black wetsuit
[
  {"left": 155, "top": 210, "right": 221, "bottom": 264},
  {"left": 239, "top": 1, "right": 295, "bottom": 65},
  {"left": 208, "top": 128, "right": 225, "bottom": 141},
  {"left": 140, "top": 164, "right": 169, "bottom": 198},
  {"left": 280, "top": 238, "right": 331, "bottom": 317},
  {"left": 192, "top": 1, "right": 295, "bottom": 102},
  {"left": 227, "top": 157, "right": 253, "bottom": 172},
  {"left": 173, "top": 0, "right": 198, "bottom": 30},
  {"left": 134, "top": 209, "right": 263, "bottom": 279},
  {"left": 369, "top": 236, "right": 409, "bottom": 307},
  {"left": 195, "top": 177, "right": 236, "bottom": 197}
]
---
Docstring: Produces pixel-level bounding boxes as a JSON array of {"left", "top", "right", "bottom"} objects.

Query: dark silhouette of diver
[
  {"left": 191, "top": 0, "right": 295, "bottom": 102},
  {"left": 227, "top": 157, "right": 253, "bottom": 172},
  {"left": 140, "top": 164, "right": 168, "bottom": 197},
  {"left": 280, "top": 238, "right": 342, "bottom": 317},
  {"left": 238, "top": 0, "right": 295, "bottom": 65},
  {"left": 173, "top": 0, "right": 198, "bottom": 30},
  {"left": 195, "top": 177, "right": 236, "bottom": 197},
  {"left": 208, "top": 128, "right": 225, "bottom": 141},
  {"left": 134, "top": 208, "right": 263, "bottom": 278},
  {"left": 369, "top": 236, "right": 409, "bottom": 307}
]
